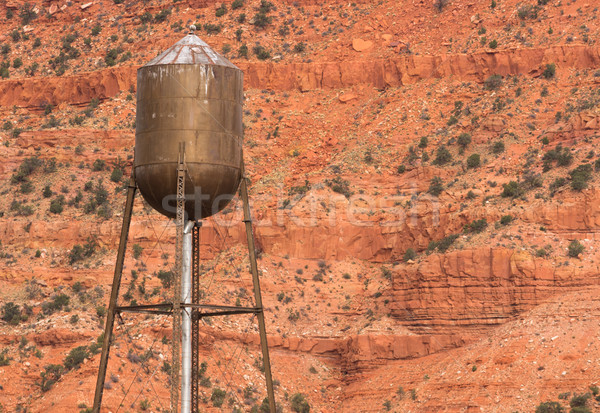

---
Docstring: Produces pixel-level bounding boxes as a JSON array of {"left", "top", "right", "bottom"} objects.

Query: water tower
[{"left": 92, "top": 28, "right": 276, "bottom": 413}]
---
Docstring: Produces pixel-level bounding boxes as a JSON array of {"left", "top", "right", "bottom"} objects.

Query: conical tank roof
[{"left": 143, "top": 30, "right": 238, "bottom": 69}]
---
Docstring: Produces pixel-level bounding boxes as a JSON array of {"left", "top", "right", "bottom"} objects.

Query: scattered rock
[{"left": 352, "top": 38, "right": 373, "bottom": 52}]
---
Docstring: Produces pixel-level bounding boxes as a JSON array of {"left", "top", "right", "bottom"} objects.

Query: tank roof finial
[{"left": 189, "top": 24, "right": 197, "bottom": 35}]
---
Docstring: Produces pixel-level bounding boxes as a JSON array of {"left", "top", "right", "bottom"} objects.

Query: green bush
[
  {"left": 232, "top": 0, "right": 244, "bottom": 9},
  {"left": 569, "top": 164, "right": 592, "bottom": 191},
  {"left": 253, "top": 11, "right": 272, "bottom": 29},
  {"left": 535, "top": 401, "right": 564, "bottom": 413},
  {"left": 403, "top": 248, "right": 416, "bottom": 262},
  {"left": 11, "top": 156, "right": 43, "bottom": 183},
  {"left": 568, "top": 240, "right": 584, "bottom": 258},
  {"left": 427, "top": 234, "right": 459, "bottom": 253},
  {"left": 542, "top": 63, "right": 556, "bottom": 79},
  {"left": 488, "top": 39, "right": 498, "bottom": 49},
  {"left": 484, "top": 74, "right": 503, "bottom": 90},
  {"left": 501, "top": 181, "right": 522, "bottom": 198},
  {"left": 64, "top": 346, "right": 89, "bottom": 371},
  {"left": 500, "top": 215, "right": 513, "bottom": 225},
  {"left": 291, "top": 393, "right": 310, "bottom": 413},
  {"left": 39, "top": 364, "right": 63, "bottom": 392},
  {"left": 203, "top": 23, "right": 222, "bottom": 34},
  {"left": 157, "top": 270, "right": 174, "bottom": 289},
  {"left": 294, "top": 42, "right": 306, "bottom": 53},
  {"left": 110, "top": 167, "right": 123, "bottom": 183},
  {"left": 570, "top": 393, "right": 591, "bottom": 408},
  {"left": 428, "top": 177, "right": 444, "bottom": 196},
  {"left": 433, "top": 146, "right": 452, "bottom": 165},
  {"left": 211, "top": 388, "right": 226, "bottom": 407},
  {"left": 457, "top": 133, "right": 472, "bottom": 148},
  {"left": 132, "top": 244, "right": 143, "bottom": 259},
  {"left": 464, "top": 219, "right": 488, "bottom": 233},
  {"left": 253, "top": 45, "right": 271, "bottom": 60},
  {"left": 467, "top": 153, "right": 481, "bottom": 168},
  {"left": 91, "top": 24, "right": 101, "bottom": 36},
  {"left": 154, "top": 9, "right": 171, "bottom": 23},
  {"left": 1, "top": 302, "right": 23, "bottom": 325},
  {"left": 49, "top": 196, "right": 65, "bottom": 214},
  {"left": 491, "top": 141, "right": 505, "bottom": 154},
  {"left": 215, "top": 4, "right": 227, "bottom": 17},
  {"left": 41, "top": 293, "right": 70, "bottom": 315}
]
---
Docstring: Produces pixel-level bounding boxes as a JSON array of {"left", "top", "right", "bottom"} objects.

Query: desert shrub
[
  {"left": 64, "top": 346, "right": 89, "bottom": 371},
  {"left": 91, "top": 24, "right": 101, "bottom": 36},
  {"left": 0, "top": 349, "right": 10, "bottom": 366},
  {"left": 570, "top": 393, "right": 591, "bottom": 408},
  {"left": 11, "top": 156, "right": 43, "bottom": 183},
  {"left": 464, "top": 219, "right": 487, "bottom": 233},
  {"left": 500, "top": 215, "right": 513, "bottom": 225},
  {"left": 568, "top": 240, "right": 584, "bottom": 258},
  {"left": 428, "top": 177, "right": 444, "bottom": 196},
  {"left": 433, "top": 0, "right": 450, "bottom": 12},
  {"left": 39, "top": 364, "right": 63, "bottom": 392},
  {"left": 543, "top": 145, "right": 573, "bottom": 170},
  {"left": 569, "top": 164, "right": 592, "bottom": 191},
  {"left": 238, "top": 44, "right": 248, "bottom": 57},
  {"left": 92, "top": 159, "right": 105, "bottom": 171},
  {"left": 132, "top": 244, "right": 143, "bottom": 259},
  {"left": 157, "top": 270, "right": 174, "bottom": 289},
  {"left": 403, "top": 248, "right": 416, "bottom": 262},
  {"left": 110, "top": 166, "right": 123, "bottom": 182},
  {"left": 211, "top": 388, "right": 226, "bottom": 407},
  {"left": 535, "top": 401, "right": 564, "bottom": 413},
  {"left": 397, "top": 164, "right": 406, "bottom": 174},
  {"left": 501, "top": 181, "right": 522, "bottom": 198},
  {"left": 427, "top": 234, "right": 459, "bottom": 253},
  {"left": 253, "top": 10, "right": 272, "bottom": 29},
  {"left": 154, "top": 9, "right": 171, "bottom": 23},
  {"left": 253, "top": 45, "right": 271, "bottom": 60},
  {"left": 517, "top": 4, "right": 539, "bottom": 20},
  {"left": 291, "top": 393, "right": 310, "bottom": 413},
  {"left": 203, "top": 23, "right": 222, "bottom": 34},
  {"left": 488, "top": 39, "right": 498, "bottom": 49},
  {"left": 215, "top": 4, "right": 227, "bottom": 17},
  {"left": 1, "top": 302, "right": 23, "bottom": 325},
  {"left": 232, "top": 0, "right": 244, "bottom": 9},
  {"left": 41, "top": 293, "right": 70, "bottom": 315},
  {"left": 325, "top": 176, "right": 352, "bottom": 198},
  {"left": 49, "top": 196, "right": 65, "bottom": 214},
  {"left": 467, "top": 153, "right": 481, "bottom": 168},
  {"left": 484, "top": 74, "right": 503, "bottom": 90},
  {"left": 19, "top": 3, "right": 37, "bottom": 25},
  {"left": 457, "top": 133, "right": 471, "bottom": 148},
  {"left": 294, "top": 42, "right": 305, "bottom": 53},
  {"left": 542, "top": 63, "right": 556, "bottom": 79},
  {"left": 68, "top": 237, "right": 97, "bottom": 264},
  {"left": 491, "top": 140, "right": 505, "bottom": 154},
  {"left": 433, "top": 146, "right": 452, "bottom": 165}
]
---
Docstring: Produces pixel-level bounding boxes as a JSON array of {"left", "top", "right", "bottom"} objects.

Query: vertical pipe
[
  {"left": 181, "top": 220, "right": 195, "bottom": 413},
  {"left": 93, "top": 177, "right": 137, "bottom": 413}
]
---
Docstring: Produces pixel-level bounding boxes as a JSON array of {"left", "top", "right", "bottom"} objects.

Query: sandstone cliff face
[
  {"left": 392, "top": 247, "right": 600, "bottom": 334},
  {"left": 2, "top": 45, "right": 600, "bottom": 108}
]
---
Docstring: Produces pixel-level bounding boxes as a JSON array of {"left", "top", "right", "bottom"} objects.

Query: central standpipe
[{"left": 181, "top": 221, "right": 195, "bottom": 413}]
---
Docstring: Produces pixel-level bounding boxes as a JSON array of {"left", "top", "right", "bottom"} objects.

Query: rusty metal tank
[{"left": 134, "top": 30, "right": 243, "bottom": 220}]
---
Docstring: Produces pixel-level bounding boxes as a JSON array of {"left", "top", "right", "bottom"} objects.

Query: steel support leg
[
  {"left": 240, "top": 163, "right": 276, "bottom": 413},
  {"left": 93, "top": 176, "right": 137, "bottom": 413}
]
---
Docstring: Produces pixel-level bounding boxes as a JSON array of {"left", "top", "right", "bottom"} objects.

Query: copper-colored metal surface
[{"left": 135, "top": 33, "right": 243, "bottom": 220}]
